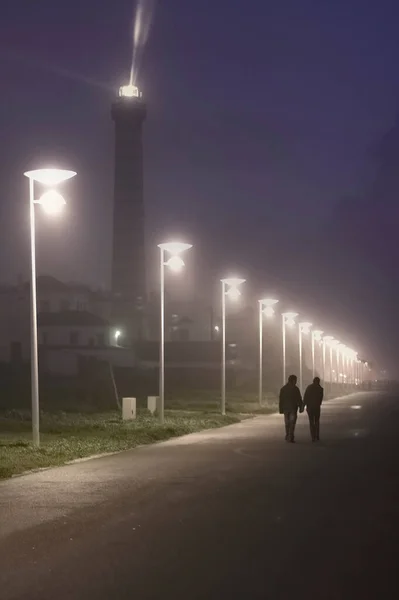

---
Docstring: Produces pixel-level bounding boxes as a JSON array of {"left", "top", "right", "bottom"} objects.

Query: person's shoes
[{"left": 290, "top": 439, "right": 295, "bottom": 443}]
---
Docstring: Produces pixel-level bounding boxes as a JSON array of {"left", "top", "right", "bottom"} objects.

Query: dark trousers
[
  {"left": 307, "top": 407, "right": 321, "bottom": 440},
  {"left": 284, "top": 411, "right": 297, "bottom": 441}
]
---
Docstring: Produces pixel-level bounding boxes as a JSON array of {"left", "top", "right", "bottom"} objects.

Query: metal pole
[
  {"left": 322, "top": 340, "right": 326, "bottom": 387},
  {"left": 282, "top": 315, "right": 286, "bottom": 386},
  {"left": 159, "top": 247, "right": 165, "bottom": 423},
  {"left": 329, "top": 346, "right": 333, "bottom": 396},
  {"left": 311, "top": 332, "right": 315, "bottom": 379},
  {"left": 29, "top": 178, "right": 40, "bottom": 447},
  {"left": 221, "top": 281, "right": 226, "bottom": 415},
  {"left": 336, "top": 348, "right": 340, "bottom": 388},
  {"left": 299, "top": 324, "right": 303, "bottom": 394},
  {"left": 258, "top": 301, "right": 263, "bottom": 406}
]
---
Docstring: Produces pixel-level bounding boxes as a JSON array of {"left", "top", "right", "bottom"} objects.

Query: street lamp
[
  {"left": 158, "top": 241, "right": 192, "bottom": 423},
  {"left": 337, "top": 344, "right": 346, "bottom": 388},
  {"left": 282, "top": 312, "right": 298, "bottom": 385},
  {"left": 24, "top": 168, "right": 76, "bottom": 447},
  {"left": 311, "top": 329, "right": 323, "bottom": 379},
  {"left": 330, "top": 339, "right": 340, "bottom": 387},
  {"left": 258, "top": 298, "right": 278, "bottom": 406},
  {"left": 323, "top": 336, "right": 335, "bottom": 394},
  {"left": 299, "top": 322, "right": 312, "bottom": 394},
  {"left": 221, "top": 277, "right": 245, "bottom": 415}
]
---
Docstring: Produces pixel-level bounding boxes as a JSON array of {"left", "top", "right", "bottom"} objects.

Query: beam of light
[
  {"left": 2, "top": 50, "right": 112, "bottom": 92},
  {"left": 130, "top": 0, "right": 157, "bottom": 85}
]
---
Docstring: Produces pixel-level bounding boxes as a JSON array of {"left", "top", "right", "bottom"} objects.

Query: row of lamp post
[{"left": 24, "top": 169, "right": 369, "bottom": 444}]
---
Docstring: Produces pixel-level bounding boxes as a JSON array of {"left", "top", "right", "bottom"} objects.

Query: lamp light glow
[
  {"left": 283, "top": 312, "right": 298, "bottom": 327},
  {"left": 37, "top": 190, "right": 66, "bottom": 215},
  {"left": 165, "top": 255, "right": 185, "bottom": 272},
  {"left": 222, "top": 278, "right": 246, "bottom": 302},
  {"left": 300, "top": 321, "right": 312, "bottom": 334},
  {"left": 313, "top": 330, "right": 324, "bottom": 341},
  {"left": 260, "top": 298, "right": 278, "bottom": 317},
  {"left": 263, "top": 306, "right": 275, "bottom": 318}
]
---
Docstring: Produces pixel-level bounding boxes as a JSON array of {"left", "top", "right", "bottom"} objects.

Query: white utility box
[
  {"left": 147, "top": 396, "right": 161, "bottom": 415},
  {"left": 122, "top": 397, "right": 137, "bottom": 420}
]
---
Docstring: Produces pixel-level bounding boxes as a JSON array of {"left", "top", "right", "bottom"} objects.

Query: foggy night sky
[{"left": 1, "top": 0, "right": 399, "bottom": 371}]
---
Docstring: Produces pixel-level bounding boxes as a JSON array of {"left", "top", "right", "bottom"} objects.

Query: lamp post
[
  {"left": 258, "top": 298, "right": 278, "bottom": 406},
  {"left": 323, "top": 336, "right": 335, "bottom": 395},
  {"left": 311, "top": 330, "right": 323, "bottom": 379},
  {"left": 158, "top": 242, "right": 192, "bottom": 423},
  {"left": 338, "top": 344, "right": 346, "bottom": 389},
  {"left": 221, "top": 278, "right": 245, "bottom": 415},
  {"left": 298, "top": 322, "right": 312, "bottom": 394},
  {"left": 24, "top": 168, "right": 76, "bottom": 447},
  {"left": 282, "top": 312, "right": 298, "bottom": 385}
]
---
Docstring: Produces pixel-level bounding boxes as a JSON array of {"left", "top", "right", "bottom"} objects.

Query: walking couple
[{"left": 279, "top": 374, "right": 323, "bottom": 443}]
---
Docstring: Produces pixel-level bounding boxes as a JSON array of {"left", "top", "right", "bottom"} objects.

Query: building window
[{"left": 69, "top": 331, "right": 79, "bottom": 346}]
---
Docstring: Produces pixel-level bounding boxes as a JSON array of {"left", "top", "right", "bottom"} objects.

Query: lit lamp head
[
  {"left": 299, "top": 321, "right": 312, "bottom": 335},
  {"left": 283, "top": 312, "right": 298, "bottom": 327},
  {"left": 24, "top": 169, "right": 77, "bottom": 186},
  {"left": 313, "top": 329, "right": 324, "bottom": 342},
  {"left": 114, "top": 330, "right": 122, "bottom": 344},
  {"left": 222, "top": 278, "right": 246, "bottom": 301},
  {"left": 119, "top": 84, "right": 140, "bottom": 98},
  {"left": 260, "top": 298, "right": 279, "bottom": 318},
  {"left": 158, "top": 242, "right": 192, "bottom": 273},
  {"left": 24, "top": 168, "right": 76, "bottom": 215},
  {"left": 37, "top": 190, "right": 66, "bottom": 215}
]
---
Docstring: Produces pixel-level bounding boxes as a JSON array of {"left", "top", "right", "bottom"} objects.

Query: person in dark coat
[
  {"left": 279, "top": 374, "right": 303, "bottom": 443},
  {"left": 303, "top": 376, "right": 324, "bottom": 442}
]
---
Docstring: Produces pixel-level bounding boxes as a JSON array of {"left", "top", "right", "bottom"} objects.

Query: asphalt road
[{"left": 1, "top": 392, "right": 398, "bottom": 600}]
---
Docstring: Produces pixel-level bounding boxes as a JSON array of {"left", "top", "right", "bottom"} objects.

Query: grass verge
[
  {"left": 0, "top": 410, "right": 240, "bottom": 480},
  {"left": 0, "top": 391, "right": 278, "bottom": 480}
]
